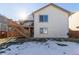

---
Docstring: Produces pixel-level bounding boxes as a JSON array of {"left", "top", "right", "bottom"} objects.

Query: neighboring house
[
  {"left": 69, "top": 12, "right": 79, "bottom": 31},
  {"left": 69, "top": 12, "right": 79, "bottom": 38},
  {"left": 23, "top": 3, "right": 71, "bottom": 38},
  {"left": 0, "top": 14, "right": 31, "bottom": 38},
  {"left": 0, "top": 14, "right": 10, "bottom": 37},
  {"left": 0, "top": 15, "right": 9, "bottom": 31}
]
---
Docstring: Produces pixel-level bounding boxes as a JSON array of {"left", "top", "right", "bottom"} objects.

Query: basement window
[{"left": 40, "top": 28, "right": 48, "bottom": 34}]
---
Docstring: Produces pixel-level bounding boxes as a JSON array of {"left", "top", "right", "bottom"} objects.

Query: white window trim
[{"left": 40, "top": 27, "right": 48, "bottom": 34}]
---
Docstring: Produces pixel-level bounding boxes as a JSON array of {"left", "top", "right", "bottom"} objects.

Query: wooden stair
[{"left": 5, "top": 19, "right": 30, "bottom": 38}]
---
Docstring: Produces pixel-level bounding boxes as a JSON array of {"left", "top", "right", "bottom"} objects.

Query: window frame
[
  {"left": 40, "top": 27, "right": 48, "bottom": 34},
  {"left": 39, "top": 15, "right": 48, "bottom": 22}
]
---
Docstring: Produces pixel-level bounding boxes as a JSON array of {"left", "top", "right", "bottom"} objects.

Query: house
[
  {"left": 0, "top": 14, "right": 10, "bottom": 38},
  {"left": 0, "top": 15, "right": 24, "bottom": 38},
  {"left": 23, "top": 3, "right": 71, "bottom": 38},
  {"left": 0, "top": 15, "right": 19, "bottom": 38},
  {"left": 0, "top": 14, "right": 31, "bottom": 38},
  {"left": 69, "top": 12, "right": 79, "bottom": 38}
]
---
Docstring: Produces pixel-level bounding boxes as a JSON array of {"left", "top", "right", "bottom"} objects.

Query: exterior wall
[
  {"left": 34, "top": 5, "right": 69, "bottom": 38},
  {"left": 69, "top": 12, "right": 79, "bottom": 31},
  {"left": 0, "top": 15, "right": 9, "bottom": 31}
]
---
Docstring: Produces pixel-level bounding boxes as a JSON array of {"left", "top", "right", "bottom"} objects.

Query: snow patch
[{"left": 0, "top": 40, "right": 79, "bottom": 55}]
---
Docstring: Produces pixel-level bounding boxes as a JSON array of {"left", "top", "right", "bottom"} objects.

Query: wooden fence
[{"left": 69, "top": 29, "right": 79, "bottom": 38}]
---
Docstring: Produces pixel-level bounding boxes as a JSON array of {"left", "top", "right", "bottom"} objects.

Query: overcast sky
[{"left": 0, "top": 3, "right": 79, "bottom": 21}]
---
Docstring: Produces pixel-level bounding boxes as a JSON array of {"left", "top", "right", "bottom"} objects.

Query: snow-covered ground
[{"left": 0, "top": 40, "right": 79, "bottom": 55}]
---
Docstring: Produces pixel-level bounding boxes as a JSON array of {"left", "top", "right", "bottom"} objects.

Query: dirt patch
[{"left": 56, "top": 43, "right": 68, "bottom": 46}]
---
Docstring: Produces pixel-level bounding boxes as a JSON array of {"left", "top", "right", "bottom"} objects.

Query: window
[
  {"left": 40, "top": 28, "right": 48, "bottom": 34},
  {"left": 39, "top": 15, "right": 48, "bottom": 22}
]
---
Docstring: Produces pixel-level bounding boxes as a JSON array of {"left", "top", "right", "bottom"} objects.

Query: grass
[{"left": 0, "top": 41, "right": 24, "bottom": 50}]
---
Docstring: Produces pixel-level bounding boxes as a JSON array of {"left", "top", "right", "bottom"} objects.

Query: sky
[{"left": 0, "top": 3, "right": 79, "bottom": 21}]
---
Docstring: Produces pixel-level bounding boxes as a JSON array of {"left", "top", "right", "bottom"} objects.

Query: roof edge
[{"left": 32, "top": 3, "right": 72, "bottom": 15}]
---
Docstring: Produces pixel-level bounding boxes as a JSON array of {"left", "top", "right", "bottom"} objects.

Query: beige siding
[
  {"left": 34, "top": 5, "right": 69, "bottom": 38},
  {"left": 69, "top": 12, "right": 79, "bottom": 31}
]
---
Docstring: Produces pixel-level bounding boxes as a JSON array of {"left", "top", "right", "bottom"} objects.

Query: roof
[
  {"left": 22, "top": 20, "right": 34, "bottom": 24},
  {"left": 32, "top": 3, "right": 71, "bottom": 14}
]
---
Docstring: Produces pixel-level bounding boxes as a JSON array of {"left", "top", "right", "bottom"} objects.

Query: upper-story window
[{"left": 39, "top": 15, "right": 48, "bottom": 22}]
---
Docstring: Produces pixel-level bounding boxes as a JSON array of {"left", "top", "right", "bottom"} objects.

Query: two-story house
[{"left": 23, "top": 3, "right": 71, "bottom": 38}]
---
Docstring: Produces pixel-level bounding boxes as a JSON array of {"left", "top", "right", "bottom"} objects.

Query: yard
[{"left": 0, "top": 38, "right": 79, "bottom": 55}]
